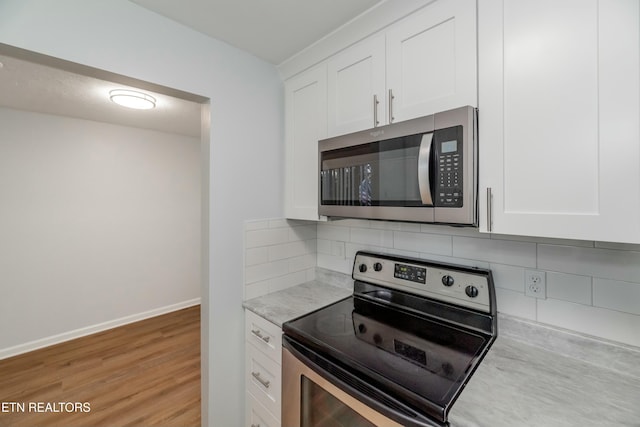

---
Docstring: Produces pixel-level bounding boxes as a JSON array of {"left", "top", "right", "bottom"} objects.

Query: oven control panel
[{"left": 353, "top": 252, "right": 492, "bottom": 313}]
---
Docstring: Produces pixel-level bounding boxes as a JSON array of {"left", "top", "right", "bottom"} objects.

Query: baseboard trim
[{"left": 0, "top": 298, "right": 201, "bottom": 361}]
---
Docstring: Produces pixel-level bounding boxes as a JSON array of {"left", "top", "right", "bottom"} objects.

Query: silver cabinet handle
[
  {"left": 251, "top": 329, "right": 270, "bottom": 343},
  {"left": 373, "top": 94, "right": 380, "bottom": 127},
  {"left": 487, "top": 187, "right": 493, "bottom": 232},
  {"left": 251, "top": 371, "right": 270, "bottom": 389},
  {"left": 388, "top": 89, "right": 395, "bottom": 123},
  {"left": 251, "top": 424, "right": 260, "bottom": 427}
]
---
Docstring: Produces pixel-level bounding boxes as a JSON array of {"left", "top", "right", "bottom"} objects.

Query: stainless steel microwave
[{"left": 319, "top": 105, "right": 477, "bottom": 225}]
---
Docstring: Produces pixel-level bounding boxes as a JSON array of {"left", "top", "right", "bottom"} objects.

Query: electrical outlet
[{"left": 525, "top": 270, "right": 546, "bottom": 299}]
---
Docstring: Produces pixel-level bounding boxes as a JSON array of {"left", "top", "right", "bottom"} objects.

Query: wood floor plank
[{"left": 0, "top": 305, "right": 200, "bottom": 427}]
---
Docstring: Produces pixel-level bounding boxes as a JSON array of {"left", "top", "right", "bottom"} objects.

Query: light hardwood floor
[{"left": 0, "top": 305, "right": 200, "bottom": 427}]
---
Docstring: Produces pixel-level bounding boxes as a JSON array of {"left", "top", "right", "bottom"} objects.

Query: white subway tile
[
  {"left": 269, "top": 270, "right": 308, "bottom": 293},
  {"left": 331, "top": 241, "right": 345, "bottom": 257},
  {"left": 491, "top": 234, "right": 594, "bottom": 247},
  {"left": 305, "top": 268, "right": 316, "bottom": 282},
  {"left": 245, "top": 228, "right": 289, "bottom": 248},
  {"left": 495, "top": 288, "right": 537, "bottom": 320},
  {"left": 332, "top": 218, "right": 370, "bottom": 228},
  {"left": 289, "top": 254, "right": 317, "bottom": 272},
  {"left": 421, "top": 224, "right": 487, "bottom": 238},
  {"left": 289, "top": 225, "right": 317, "bottom": 241},
  {"left": 244, "top": 280, "right": 271, "bottom": 300},
  {"left": 490, "top": 264, "right": 525, "bottom": 292},
  {"left": 317, "top": 239, "right": 332, "bottom": 255},
  {"left": 418, "top": 254, "right": 490, "bottom": 269},
  {"left": 317, "top": 253, "right": 352, "bottom": 275},
  {"left": 245, "top": 219, "right": 270, "bottom": 231},
  {"left": 537, "top": 298, "right": 640, "bottom": 347},
  {"left": 393, "top": 231, "right": 452, "bottom": 256},
  {"left": 244, "top": 259, "right": 289, "bottom": 284},
  {"left": 317, "top": 224, "right": 350, "bottom": 241},
  {"left": 453, "top": 237, "right": 536, "bottom": 267},
  {"left": 350, "top": 227, "right": 394, "bottom": 247},
  {"left": 268, "top": 240, "right": 316, "bottom": 261},
  {"left": 245, "top": 247, "right": 268, "bottom": 267},
  {"left": 538, "top": 245, "right": 640, "bottom": 282},
  {"left": 345, "top": 243, "right": 387, "bottom": 259},
  {"left": 547, "top": 272, "right": 592, "bottom": 305},
  {"left": 595, "top": 241, "right": 640, "bottom": 252},
  {"left": 593, "top": 279, "right": 640, "bottom": 316}
]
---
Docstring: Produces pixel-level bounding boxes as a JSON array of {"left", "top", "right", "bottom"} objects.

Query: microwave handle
[{"left": 418, "top": 133, "right": 434, "bottom": 206}]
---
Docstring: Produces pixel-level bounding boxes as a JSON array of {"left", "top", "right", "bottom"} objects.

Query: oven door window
[
  {"left": 320, "top": 134, "right": 428, "bottom": 207},
  {"left": 301, "top": 376, "right": 375, "bottom": 427}
]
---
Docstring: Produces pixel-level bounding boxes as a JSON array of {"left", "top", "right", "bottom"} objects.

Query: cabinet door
[
  {"left": 327, "top": 35, "right": 386, "bottom": 136},
  {"left": 478, "top": 0, "right": 640, "bottom": 243},
  {"left": 284, "top": 64, "right": 327, "bottom": 220},
  {"left": 386, "top": 0, "right": 477, "bottom": 123}
]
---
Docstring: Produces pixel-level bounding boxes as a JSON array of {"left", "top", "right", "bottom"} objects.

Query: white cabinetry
[
  {"left": 245, "top": 310, "right": 282, "bottom": 427},
  {"left": 326, "top": 0, "right": 477, "bottom": 138},
  {"left": 284, "top": 64, "right": 327, "bottom": 220},
  {"left": 386, "top": 0, "right": 477, "bottom": 123},
  {"left": 478, "top": 0, "right": 640, "bottom": 243},
  {"left": 327, "top": 35, "right": 385, "bottom": 136}
]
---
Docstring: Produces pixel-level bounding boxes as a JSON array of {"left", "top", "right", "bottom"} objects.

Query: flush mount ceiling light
[{"left": 109, "top": 89, "right": 156, "bottom": 110}]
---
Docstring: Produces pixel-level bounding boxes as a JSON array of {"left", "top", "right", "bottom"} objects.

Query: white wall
[
  {"left": 0, "top": 108, "right": 201, "bottom": 355},
  {"left": 0, "top": 2, "right": 284, "bottom": 426}
]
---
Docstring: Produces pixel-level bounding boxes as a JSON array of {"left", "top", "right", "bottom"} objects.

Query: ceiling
[
  {"left": 0, "top": 1, "right": 383, "bottom": 135},
  {"left": 0, "top": 51, "right": 203, "bottom": 138},
  {"left": 130, "top": 0, "right": 383, "bottom": 65}
]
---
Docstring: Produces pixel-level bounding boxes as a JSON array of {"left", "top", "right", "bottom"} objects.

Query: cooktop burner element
[{"left": 283, "top": 251, "right": 497, "bottom": 427}]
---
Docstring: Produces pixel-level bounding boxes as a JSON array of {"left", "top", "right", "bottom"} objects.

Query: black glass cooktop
[{"left": 283, "top": 295, "right": 491, "bottom": 424}]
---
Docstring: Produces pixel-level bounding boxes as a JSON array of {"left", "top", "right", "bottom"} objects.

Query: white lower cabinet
[{"left": 245, "top": 310, "right": 282, "bottom": 427}]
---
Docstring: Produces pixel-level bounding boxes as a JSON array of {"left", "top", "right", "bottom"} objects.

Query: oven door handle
[
  {"left": 418, "top": 133, "right": 434, "bottom": 206},
  {"left": 282, "top": 336, "right": 446, "bottom": 427}
]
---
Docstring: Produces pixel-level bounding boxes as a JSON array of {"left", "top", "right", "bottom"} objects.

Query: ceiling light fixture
[{"left": 109, "top": 89, "right": 156, "bottom": 110}]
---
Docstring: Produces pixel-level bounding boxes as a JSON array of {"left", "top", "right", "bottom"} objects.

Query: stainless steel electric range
[{"left": 282, "top": 251, "right": 497, "bottom": 427}]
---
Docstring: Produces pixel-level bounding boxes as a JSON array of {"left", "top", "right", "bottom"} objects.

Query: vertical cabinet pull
[
  {"left": 251, "top": 371, "right": 271, "bottom": 389},
  {"left": 388, "top": 89, "right": 395, "bottom": 123},
  {"left": 486, "top": 187, "right": 493, "bottom": 232},
  {"left": 251, "top": 329, "right": 270, "bottom": 343},
  {"left": 373, "top": 94, "right": 380, "bottom": 127}
]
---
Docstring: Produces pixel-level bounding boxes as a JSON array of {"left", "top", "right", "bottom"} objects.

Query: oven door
[{"left": 282, "top": 338, "right": 444, "bottom": 427}]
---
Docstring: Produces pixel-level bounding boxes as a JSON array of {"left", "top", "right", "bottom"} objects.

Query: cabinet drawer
[
  {"left": 246, "top": 342, "right": 281, "bottom": 420},
  {"left": 245, "top": 310, "right": 282, "bottom": 364},
  {"left": 246, "top": 391, "right": 280, "bottom": 427}
]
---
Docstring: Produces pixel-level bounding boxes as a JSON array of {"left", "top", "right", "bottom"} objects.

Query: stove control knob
[
  {"left": 465, "top": 285, "right": 479, "bottom": 298},
  {"left": 373, "top": 262, "right": 383, "bottom": 272},
  {"left": 359, "top": 264, "right": 367, "bottom": 273},
  {"left": 442, "top": 275, "right": 455, "bottom": 287}
]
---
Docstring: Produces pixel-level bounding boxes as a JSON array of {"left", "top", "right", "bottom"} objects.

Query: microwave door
[{"left": 417, "top": 133, "right": 434, "bottom": 206}]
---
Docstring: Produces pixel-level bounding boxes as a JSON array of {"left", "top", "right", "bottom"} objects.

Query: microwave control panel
[{"left": 434, "top": 126, "right": 463, "bottom": 208}]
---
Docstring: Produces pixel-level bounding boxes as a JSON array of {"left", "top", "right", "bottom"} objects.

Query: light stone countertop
[{"left": 243, "top": 272, "right": 640, "bottom": 427}]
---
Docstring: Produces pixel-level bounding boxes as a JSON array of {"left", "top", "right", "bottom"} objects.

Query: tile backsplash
[
  {"left": 245, "top": 218, "right": 640, "bottom": 348},
  {"left": 243, "top": 219, "right": 317, "bottom": 300}
]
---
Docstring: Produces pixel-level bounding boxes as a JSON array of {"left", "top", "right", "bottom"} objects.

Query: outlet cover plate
[{"left": 525, "top": 269, "right": 547, "bottom": 299}]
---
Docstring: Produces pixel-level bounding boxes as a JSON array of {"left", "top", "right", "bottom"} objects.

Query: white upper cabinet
[
  {"left": 386, "top": 0, "right": 477, "bottom": 123},
  {"left": 284, "top": 64, "right": 327, "bottom": 220},
  {"left": 327, "top": 35, "right": 386, "bottom": 137},
  {"left": 478, "top": 0, "right": 640, "bottom": 243},
  {"left": 326, "top": 0, "right": 477, "bottom": 138}
]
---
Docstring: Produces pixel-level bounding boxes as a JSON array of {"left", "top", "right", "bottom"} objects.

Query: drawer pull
[
  {"left": 251, "top": 371, "right": 271, "bottom": 389},
  {"left": 251, "top": 329, "right": 271, "bottom": 343},
  {"left": 251, "top": 424, "right": 260, "bottom": 427}
]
